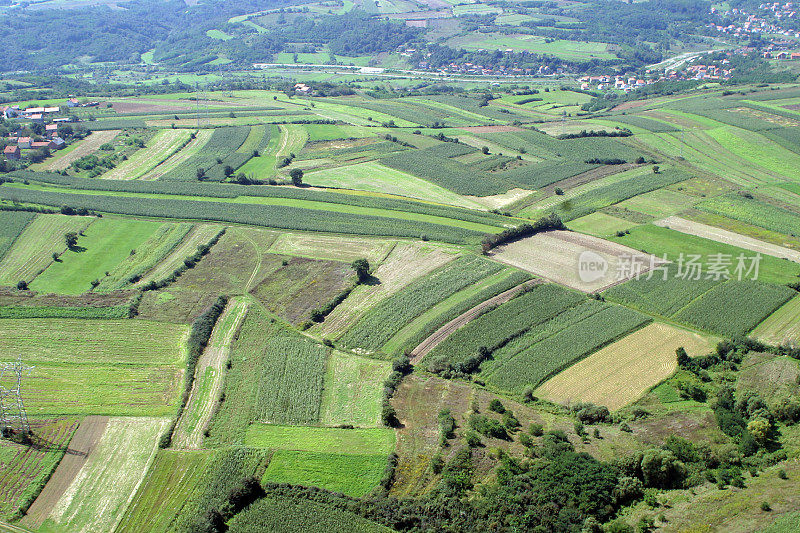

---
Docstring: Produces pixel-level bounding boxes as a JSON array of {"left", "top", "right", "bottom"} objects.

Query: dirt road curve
[
  {"left": 21, "top": 416, "right": 109, "bottom": 529},
  {"left": 409, "top": 280, "right": 540, "bottom": 365}
]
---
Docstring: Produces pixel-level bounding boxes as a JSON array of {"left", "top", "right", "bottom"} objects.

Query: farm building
[
  {"left": 16, "top": 137, "right": 31, "bottom": 149},
  {"left": 45, "top": 124, "right": 58, "bottom": 136},
  {"left": 3, "top": 145, "right": 20, "bottom": 160},
  {"left": 31, "top": 140, "right": 55, "bottom": 150}
]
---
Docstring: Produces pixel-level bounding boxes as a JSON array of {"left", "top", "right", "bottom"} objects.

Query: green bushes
[{"left": 481, "top": 213, "right": 564, "bottom": 253}]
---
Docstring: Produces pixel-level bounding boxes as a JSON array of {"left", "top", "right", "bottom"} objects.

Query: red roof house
[{"left": 4, "top": 145, "right": 20, "bottom": 160}]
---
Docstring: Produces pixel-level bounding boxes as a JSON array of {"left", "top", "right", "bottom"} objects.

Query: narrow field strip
[
  {"left": 140, "top": 129, "right": 213, "bottom": 180},
  {"left": 102, "top": 129, "right": 194, "bottom": 180},
  {"left": 47, "top": 417, "right": 169, "bottom": 533},
  {"left": 655, "top": 216, "right": 800, "bottom": 263},
  {"left": 267, "top": 233, "right": 395, "bottom": 264},
  {"left": 409, "top": 279, "right": 540, "bottom": 364},
  {"left": 173, "top": 298, "right": 249, "bottom": 449}
]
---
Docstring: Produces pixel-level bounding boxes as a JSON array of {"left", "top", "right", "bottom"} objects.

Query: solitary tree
[
  {"left": 652, "top": 165, "right": 660, "bottom": 173},
  {"left": 290, "top": 168, "right": 304, "bottom": 186},
  {"left": 481, "top": 146, "right": 490, "bottom": 155},
  {"left": 196, "top": 167, "right": 205, "bottom": 180},
  {"left": 351, "top": 258, "right": 370, "bottom": 283},
  {"left": 65, "top": 232, "right": 78, "bottom": 249}
]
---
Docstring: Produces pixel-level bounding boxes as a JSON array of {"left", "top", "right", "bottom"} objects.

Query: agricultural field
[
  {"left": 489, "top": 230, "right": 664, "bottom": 292},
  {"left": 536, "top": 323, "right": 717, "bottom": 410},
  {"left": 29, "top": 218, "right": 164, "bottom": 295},
  {"left": 101, "top": 129, "right": 194, "bottom": 180},
  {"left": 41, "top": 417, "right": 169, "bottom": 533},
  {"left": 6, "top": 74, "right": 800, "bottom": 532},
  {"left": 0, "top": 319, "right": 187, "bottom": 416},
  {"left": 0, "top": 214, "right": 92, "bottom": 286},
  {"left": 752, "top": 296, "right": 800, "bottom": 347},
  {"left": 320, "top": 351, "right": 392, "bottom": 427}
]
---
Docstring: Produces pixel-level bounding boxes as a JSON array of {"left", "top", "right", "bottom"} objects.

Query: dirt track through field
[
  {"left": 37, "top": 130, "right": 120, "bottom": 171},
  {"left": 21, "top": 416, "right": 109, "bottom": 529},
  {"left": 655, "top": 216, "right": 800, "bottom": 263},
  {"left": 172, "top": 299, "right": 248, "bottom": 449},
  {"left": 137, "top": 224, "right": 223, "bottom": 286},
  {"left": 409, "top": 279, "right": 540, "bottom": 364}
]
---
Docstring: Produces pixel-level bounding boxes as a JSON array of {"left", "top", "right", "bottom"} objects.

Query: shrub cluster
[{"left": 481, "top": 213, "right": 564, "bottom": 254}]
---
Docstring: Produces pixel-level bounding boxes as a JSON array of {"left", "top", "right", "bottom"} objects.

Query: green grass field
[
  {"left": 245, "top": 424, "right": 394, "bottom": 454},
  {"left": 447, "top": 33, "right": 615, "bottom": 60},
  {"left": 306, "top": 161, "right": 484, "bottom": 208},
  {"left": 0, "top": 211, "right": 35, "bottom": 262},
  {"left": 320, "top": 352, "right": 391, "bottom": 428},
  {"left": 116, "top": 450, "right": 215, "bottom": 533},
  {"left": 752, "top": 295, "right": 800, "bottom": 346},
  {"left": 0, "top": 318, "right": 186, "bottom": 416},
  {"left": 0, "top": 214, "right": 93, "bottom": 286},
  {"left": 29, "top": 218, "right": 165, "bottom": 294},
  {"left": 262, "top": 450, "right": 387, "bottom": 497},
  {"left": 102, "top": 129, "right": 194, "bottom": 180},
  {"left": 94, "top": 222, "right": 192, "bottom": 291}
]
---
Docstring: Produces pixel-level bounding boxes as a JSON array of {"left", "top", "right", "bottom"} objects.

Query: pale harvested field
[
  {"left": 465, "top": 188, "right": 534, "bottom": 209},
  {"left": 752, "top": 295, "right": 800, "bottom": 347},
  {"left": 458, "top": 125, "right": 524, "bottom": 133},
  {"left": 140, "top": 129, "right": 213, "bottom": 180},
  {"left": 137, "top": 224, "right": 223, "bottom": 286},
  {"left": 655, "top": 216, "right": 800, "bottom": 263},
  {"left": 268, "top": 233, "right": 395, "bottom": 264},
  {"left": 37, "top": 130, "right": 120, "bottom": 171},
  {"left": 489, "top": 230, "right": 664, "bottom": 292},
  {"left": 173, "top": 299, "right": 248, "bottom": 449},
  {"left": 536, "top": 323, "right": 716, "bottom": 410},
  {"left": 314, "top": 243, "right": 459, "bottom": 339},
  {"left": 0, "top": 214, "right": 94, "bottom": 285},
  {"left": 48, "top": 417, "right": 169, "bottom": 533},
  {"left": 21, "top": 416, "right": 109, "bottom": 529}
]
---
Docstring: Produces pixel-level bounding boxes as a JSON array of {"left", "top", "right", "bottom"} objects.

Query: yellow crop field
[{"left": 536, "top": 323, "right": 717, "bottom": 410}]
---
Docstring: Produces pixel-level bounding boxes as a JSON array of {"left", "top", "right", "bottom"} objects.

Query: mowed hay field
[
  {"left": 0, "top": 214, "right": 93, "bottom": 286},
  {"left": 489, "top": 230, "right": 663, "bottom": 292},
  {"left": 536, "top": 323, "right": 717, "bottom": 410},
  {"left": 43, "top": 417, "right": 169, "bottom": 533},
  {"left": 267, "top": 233, "right": 395, "bottom": 264},
  {"left": 29, "top": 218, "right": 164, "bottom": 295},
  {"left": 752, "top": 295, "right": 800, "bottom": 347},
  {"left": 101, "top": 129, "right": 194, "bottom": 180},
  {"left": 0, "top": 319, "right": 187, "bottom": 416}
]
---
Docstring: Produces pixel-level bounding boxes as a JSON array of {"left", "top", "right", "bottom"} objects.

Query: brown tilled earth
[
  {"left": 21, "top": 416, "right": 109, "bottom": 529},
  {"left": 458, "top": 125, "right": 525, "bottom": 133}
]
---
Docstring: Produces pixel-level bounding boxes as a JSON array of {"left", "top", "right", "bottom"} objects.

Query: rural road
[{"left": 409, "top": 279, "right": 540, "bottom": 365}]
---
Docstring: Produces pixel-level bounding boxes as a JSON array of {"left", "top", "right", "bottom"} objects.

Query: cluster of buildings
[
  {"left": 4, "top": 126, "right": 65, "bottom": 160},
  {"left": 709, "top": 3, "right": 800, "bottom": 39},
  {"left": 580, "top": 76, "right": 648, "bottom": 92}
]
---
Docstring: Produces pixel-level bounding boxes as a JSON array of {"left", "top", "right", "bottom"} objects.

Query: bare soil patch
[
  {"left": 489, "top": 230, "right": 664, "bottom": 292},
  {"left": 21, "top": 416, "right": 108, "bottom": 529}
]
